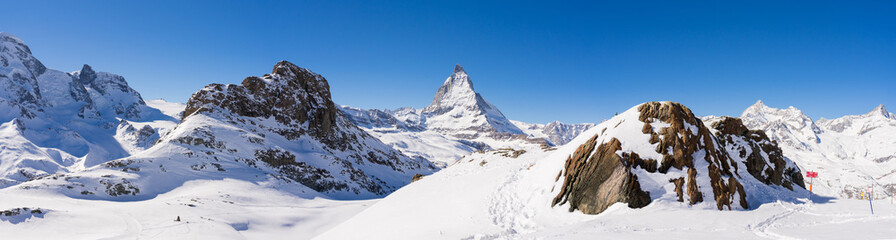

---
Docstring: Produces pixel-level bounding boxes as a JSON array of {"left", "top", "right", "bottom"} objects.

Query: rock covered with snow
[{"left": 551, "top": 102, "right": 805, "bottom": 214}]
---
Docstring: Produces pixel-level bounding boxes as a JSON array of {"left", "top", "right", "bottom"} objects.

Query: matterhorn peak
[
  {"left": 422, "top": 65, "right": 477, "bottom": 114},
  {"left": 420, "top": 65, "right": 523, "bottom": 135},
  {"left": 749, "top": 100, "right": 769, "bottom": 109},
  {"left": 454, "top": 64, "right": 465, "bottom": 73}
]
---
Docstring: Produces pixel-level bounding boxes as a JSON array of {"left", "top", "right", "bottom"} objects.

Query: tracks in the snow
[{"left": 750, "top": 202, "right": 809, "bottom": 240}]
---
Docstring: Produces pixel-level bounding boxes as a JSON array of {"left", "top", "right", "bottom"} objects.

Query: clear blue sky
[{"left": 2, "top": 1, "right": 893, "bottom": 123}]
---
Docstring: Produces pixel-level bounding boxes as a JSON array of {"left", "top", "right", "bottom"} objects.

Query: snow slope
[
  {"left": 0, "top": 179, "right": 374, "bottom": 240},
  {"left": 741, "top": 100, "right": 896, "bottom": 198}
]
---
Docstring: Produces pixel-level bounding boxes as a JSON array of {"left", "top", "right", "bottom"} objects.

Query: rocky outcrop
[
  {"left": 553, "top": 102, "right": 805, "bottom": 215},
  {"left": 185, "top": 61, "right": 355, "bottom": 150},
  {"left": 552, "top": 136, "right": 651, "bottom": 214}
]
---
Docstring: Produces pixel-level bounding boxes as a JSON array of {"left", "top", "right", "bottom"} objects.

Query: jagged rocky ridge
[
  {"left": 551, "top": 102, "right": 805, "bottom": 215},
  {"left": 0, "top": 32, "right": 175, "bottom": 187},
  {"left": 17, "top": 61, "right": 435, "bottom": 200}
]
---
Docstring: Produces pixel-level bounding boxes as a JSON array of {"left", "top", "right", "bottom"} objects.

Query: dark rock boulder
[{"left": 552, "top": 136, "right": 651, "bottom": 214}]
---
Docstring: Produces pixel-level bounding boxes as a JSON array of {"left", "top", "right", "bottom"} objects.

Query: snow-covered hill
[
  {"left": 320, "top": 101, "right": 813, "bottom": 239},
  {"left": 741, "top": 100, "right": 896, "bottom": 198},
  {"left": 340, "top": 65, "right": 590, "bottom": 167},
  {"left": 0, "top": 32, "right": 178, "bottom": 187}
]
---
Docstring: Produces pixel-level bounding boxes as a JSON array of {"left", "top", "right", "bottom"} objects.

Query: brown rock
[{"left": 552, "top": 137, "right": 651, "bottom": 214}]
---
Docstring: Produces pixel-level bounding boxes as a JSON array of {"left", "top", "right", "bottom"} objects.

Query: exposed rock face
[
  {"left": 552, "top": 136, "right": 651, "bottom": 214},
  {"left": 553, "top": 102, "right": 805, "bottom": 215},
  {"left": 185, "top": 61, "right": 368, "bottom": 152}
]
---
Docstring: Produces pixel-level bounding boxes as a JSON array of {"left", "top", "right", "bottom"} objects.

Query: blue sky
[{"left": 2, "top": 1, "right": 894, "bottom": 123}]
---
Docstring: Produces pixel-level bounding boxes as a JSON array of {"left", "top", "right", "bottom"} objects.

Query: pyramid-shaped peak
[
  {"left": 454, "top": 64, "right": 465, "bottom": 73},
  {"left": 751, "top": 100, "right": 768, "bottom": 108}
]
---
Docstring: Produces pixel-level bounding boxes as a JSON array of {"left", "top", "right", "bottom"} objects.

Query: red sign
[{"left": 806, "top": 171, "right": 818, "bottom": 178}]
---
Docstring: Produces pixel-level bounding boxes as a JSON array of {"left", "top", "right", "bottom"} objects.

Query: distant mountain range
[{"left": 738, "top": 100, "right": 896, "bottom": 198}]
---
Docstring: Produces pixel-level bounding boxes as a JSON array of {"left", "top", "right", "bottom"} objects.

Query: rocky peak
[
  {"left": 76, "top": 64, "right": 96, "bottom": 85},
  {"left": 423, "top": 65, "right": 476, "bottom": 115},
  {"left": 420, "top": 65, "right": 522, "bottom": 135},
  {"left": 867, "top": 104, "right": 891, "bottom": 119},
  {"left": 454, "top": 64, "right": 465, "bottom": 73},
  {"left": 0, "top": 33, "right": 46, "bottom": 109},
  {"left": 183, "top": 60, "right": 354, "bottom": 149}
]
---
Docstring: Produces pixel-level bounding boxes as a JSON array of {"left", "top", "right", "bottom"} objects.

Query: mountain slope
[
  {"left": 0, "top": 32, "right": 177, "bottom": 187},
  {"left": 15, "top": 61, "right": 436, "bottom": 200},
  {"left": 741, "top": 100, "right": 896, "bottom": 198}
]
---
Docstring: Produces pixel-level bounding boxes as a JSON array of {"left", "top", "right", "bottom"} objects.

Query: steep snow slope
[
  {"left": 320, "top": 102, "right": 816, "bottom": 239},
  {"left": 14, "top": 61, "right": 435, "bottom": 200},
  {"left": 0, "top": 33, "right": 178, "bottom": 187},
  {"left": 741, "top": 100, "right": 896, "bottom": 198}
]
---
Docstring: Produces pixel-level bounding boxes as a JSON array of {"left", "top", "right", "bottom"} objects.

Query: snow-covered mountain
[
  {"left": 0, "top": 32, "right": 177, "bottom": 187},
  {"left": 320, "top": 101, "right": 808, "bottom": 239},
  {"left": 340, "top": 65, "right": 590, "bottom": 167},
  {"left": 14, "top": 61, "right": 436, "bottom": 200},
  {"left": 512, "top": 120, "right": 596, "bottom": 146},
  {"left": 421, "top": 65, "right": 524, "bottom": 136},
  {"left": 740, "top": 100, "right": 896, "bottom": 198}
]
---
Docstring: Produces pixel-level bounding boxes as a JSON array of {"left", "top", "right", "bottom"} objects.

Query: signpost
[
  {"left": 868, "top": 185, "right": 874, "bottom": 215},
  {"left": 806, "top": 171, "right": 818, "bottom": 192}
]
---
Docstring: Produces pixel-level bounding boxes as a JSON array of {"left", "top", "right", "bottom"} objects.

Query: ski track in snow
[
  {"left": 749, "top": 202, "right": 806, "bottom": 240},
  {"left": 486, "top": 163, "right": 536, "bottom": 238}
]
